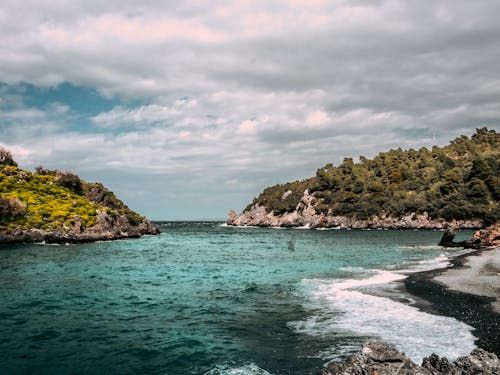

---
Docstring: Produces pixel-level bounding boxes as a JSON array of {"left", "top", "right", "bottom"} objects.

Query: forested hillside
[{"left": 244, "top": 128, "right": 499, "bottom": 224}]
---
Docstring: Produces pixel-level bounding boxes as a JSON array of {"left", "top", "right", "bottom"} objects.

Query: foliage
[
  {"left": 55, "top": 171, "right": 84, "bottom": 195},
  {"left": 247, "top": 128, "right": 499, "bottom": 223},
  {"left": 83, "top": 182, "right": 143, "bottom": 225},
  {"left": 0, "top": 147, "right": 17, "bottom": 167},
  {"left": 0, "top": 196, "right": 26, "bottom": 217},
  {"left": 0, "top": 161, "right": 144, "bottom": 232},
  {"left": 245, "top": 179, "right": 312, "bottom": 215},
  {"left": 0, "top": 165, "right": 99, "bottom": 231}
]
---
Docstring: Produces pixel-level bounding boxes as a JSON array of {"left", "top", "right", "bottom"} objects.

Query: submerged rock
[{"left": 321, "top": 342, "right": 500, "bottom": 375}]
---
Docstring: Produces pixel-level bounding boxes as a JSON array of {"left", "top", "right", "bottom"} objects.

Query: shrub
[
  {"left": 55, "top": 171, "right": 83, "bottom": 195},
  {"left": 0, "top": 148, "right": 17, "bottom": 167}
]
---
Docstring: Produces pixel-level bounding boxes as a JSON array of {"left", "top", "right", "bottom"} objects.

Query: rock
[
  {"left": 227, "top": 190, "right": 484, "bottom": 230},
  {"left": 0, "top": 210, "right": 159, "bottom": 244},
  {"left": 321, "top": 342, "right": 500, "bottom": 375},
  {"left": 438, "top": 221, "right": 500, "bottom": 249},
  {"left": 321, "top": 342, "right": 427, "bottom": 375},
  {"left": 438, "top": 228, "right": 458, "bottom": 247},
  {"left": 469, "top": 221, "right": 500, "bottom": 249}
]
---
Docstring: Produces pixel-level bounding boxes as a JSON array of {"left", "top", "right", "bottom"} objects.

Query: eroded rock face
[
  {"left": 0, "top": 210, "right": 159, "bottom": 244},
  {"left": 469, "top": 221, "right": 500, "bottom": 248},
  {"left": 321, "top": 342, "right": 500, "bottom": 375},
  {"left": 227, "top": 190, "right": 484, "bottom": 230}
]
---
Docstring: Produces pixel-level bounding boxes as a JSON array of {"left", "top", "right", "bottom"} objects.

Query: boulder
[{"left": 321, "top": 342, "right": 500, "bottom": 375}]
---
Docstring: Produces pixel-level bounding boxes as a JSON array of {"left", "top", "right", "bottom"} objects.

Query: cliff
[
  {"left": 0, "top": 150, "right": 159, "bottom": 244},
  {"left": 228, "top": 128, "right": 499, "bottom": 229}
]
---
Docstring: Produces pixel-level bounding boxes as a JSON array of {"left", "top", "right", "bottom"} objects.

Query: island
[
  {"left": 227, "top": 128, "right": 499, "bottom": 229},
  {"left": 0, "top": 148, "right": 159, "bottom": 244}
]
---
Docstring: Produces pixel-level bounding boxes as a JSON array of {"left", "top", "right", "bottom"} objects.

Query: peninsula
[
  {"left": 228, "top": 128, "right": 499, "bottom": 229},
  {"left": 0, "top": 148, "right": 159, "bottom": 244}
]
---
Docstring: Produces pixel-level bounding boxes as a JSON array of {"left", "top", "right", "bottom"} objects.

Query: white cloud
[
  {"left": 1, "top": 0, "right": 500, "bottom": 218},
  {"left": 239, "top": 120, "right": 257, "bottom": 133},
  {"left": 305, "top": 111, "right": 329, "bottom": 126}
]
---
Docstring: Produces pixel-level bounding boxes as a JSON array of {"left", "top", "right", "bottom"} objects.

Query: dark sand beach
[{"left": 405, "top": 247, "right": 500, "bottom": 355}]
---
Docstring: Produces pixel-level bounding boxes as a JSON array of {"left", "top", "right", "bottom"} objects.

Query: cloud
[
  {"left": 0, "top": 0, "right": 500, "bottom": 218},
  {"left": 306, "top": 111, "right": 329, "bottom": 126},
  {"left": 239, "top": 120, "right": 257, "bottom": 133}
]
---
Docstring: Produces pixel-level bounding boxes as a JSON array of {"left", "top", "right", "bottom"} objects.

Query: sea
[{"left": 0, "top": 222, "right": 478, "bottom": 374}]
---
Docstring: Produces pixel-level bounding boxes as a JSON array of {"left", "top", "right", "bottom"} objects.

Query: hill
[
  {"left": 228, "top": 127, "right": 499, "bottom": 229},
  {"left": 0, "top": 150, "right": 159, "bottom": 243}
]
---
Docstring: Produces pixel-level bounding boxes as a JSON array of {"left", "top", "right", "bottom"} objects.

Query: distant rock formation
[
  {"left": 438, "top": 221, "right": 500, "bottom": 249},
  {"left": 227, "top": 190, "right": 483, "bottom": 229},
  {"left": 321, "top": 342, "right": 499, "bottom": 375}
]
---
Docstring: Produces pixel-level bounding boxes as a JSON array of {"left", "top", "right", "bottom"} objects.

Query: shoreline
[{"left": 404, "top": 247, "right": 500, "bottom": 355}]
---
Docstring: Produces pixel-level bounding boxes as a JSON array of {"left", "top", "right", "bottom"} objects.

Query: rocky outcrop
[
  {"left": 438, "top": 221, "right": 500, "bottom": 249},
  {"left": 228, "top": 190, "right": 483, "bottom": 229},
  {"left": 321, "top": 342, "right": 500, "bottom": 375},
  {"left": 0, "top": 210, "right": 159, "bottom": 244}
]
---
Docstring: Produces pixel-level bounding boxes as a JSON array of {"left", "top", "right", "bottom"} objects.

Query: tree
[
  {"left": 55, "top": 171, "right": 83, "bottom": 195},
  {"left": 0, "top": 147, "right": 17, "bottom": 167}
]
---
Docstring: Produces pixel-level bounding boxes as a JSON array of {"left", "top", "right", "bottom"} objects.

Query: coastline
[
  {"left": 0, "top": 215, "right": 160, "bottom": 245},
  {"left": 404, "top": 247, "right": 500, "bottom": 355}
]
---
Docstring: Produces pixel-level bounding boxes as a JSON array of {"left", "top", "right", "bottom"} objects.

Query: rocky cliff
[
  {"left": 227, "top": 190, "right": 483, "bottom": 229},
  {"left": 0, "top": 150, "right": 159, "bottom": 244},
  {"left": 321, "top": 342, "right": 499, "bottom": 375},
  {"left": 0, "top": 209, "right": 159, "bottom": 244}
]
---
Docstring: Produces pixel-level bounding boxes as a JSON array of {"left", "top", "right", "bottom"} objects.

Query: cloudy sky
[{"left": 1, "top": 1, "right": 499, "bottom": 220}]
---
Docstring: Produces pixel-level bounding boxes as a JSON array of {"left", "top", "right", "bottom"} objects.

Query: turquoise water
[{"left": 0, "top": 223, "right": 477, "bottom": 374}]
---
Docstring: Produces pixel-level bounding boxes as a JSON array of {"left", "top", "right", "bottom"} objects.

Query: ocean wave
[
  {"left": 291, "top": 269, "right": 476, "bottom": 363},
  {"left": 205, "top": 362, "right": 273, "bottom": 375}
]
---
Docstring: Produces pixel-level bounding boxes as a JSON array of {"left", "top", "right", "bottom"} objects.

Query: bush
[
  {"left": 0, "top": 196, "right": 26, "bottom": 217},
  {"left": 0, "top": 148, "right": 17, "bottom": 167},
  {"left": 55, "top": 171, "right": 83, "bottom": 195}
]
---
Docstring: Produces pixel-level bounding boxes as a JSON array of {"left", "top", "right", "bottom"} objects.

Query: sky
[{"left": 1, "top": 1, "right": 499, "bottom": 220}]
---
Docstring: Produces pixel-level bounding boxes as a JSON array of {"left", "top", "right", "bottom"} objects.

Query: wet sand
[{"left": 404, "top": 247, "right": 500, "bottom": 355}]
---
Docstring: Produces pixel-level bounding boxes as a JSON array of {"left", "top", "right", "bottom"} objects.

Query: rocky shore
[
  {"left": 321, "top": 342, "right": 499, "bottom": 374},
  {"left": 405, "top": 221, "right": 500, "bottom": 352},
  {"left": 0, "top": 209, "right": 159, "bottom": 244},
  {"left": 321, "top": 224, "right": 500, "bottom": 374},
  {"left": 227, "top": 191, "right": 483, "bottom": 229}
]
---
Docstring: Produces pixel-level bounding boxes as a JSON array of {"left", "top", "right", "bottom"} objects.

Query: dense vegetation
[
  {"left": 0, "top": 149, "right": 143, "bottom": 233},
  {"left": 245, "top": 128, "right": 499, "bottom": 224}
]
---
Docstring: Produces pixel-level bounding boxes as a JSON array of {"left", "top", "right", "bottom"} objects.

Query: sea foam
[
  {"left": 290, "top": 265, "right": 477, "bottom": 364},
  {"left": 205, "top": 362, "right": 273, "bottom": 375}
]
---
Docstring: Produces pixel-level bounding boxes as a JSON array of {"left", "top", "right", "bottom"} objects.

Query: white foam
[
  {"left": 205, "top": 362, "right": 272, "bottom": 375},
  {"left": 291, "top": 270, "right": 476, "bottom": 364},
  {"left": 402, "top": 255, "right": 451, "bottom": 273},
  {"left": 400, "top": 245, "right": 442, "bottom": 250},
  {"left": 338, "top": 266, "right": 365, "bottom": 273}
]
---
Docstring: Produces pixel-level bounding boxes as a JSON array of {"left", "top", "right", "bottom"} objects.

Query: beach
[
  {"left": 435, "top": 248, "right": 500, "bottom": 313},
  {"left": 405, "top": 247, "right": 500, "bottom": 355}
]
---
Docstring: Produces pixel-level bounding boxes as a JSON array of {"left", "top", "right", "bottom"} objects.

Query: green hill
[
  {"left": 232, "top": 127, "right": 499, "bottom": 227},
  {"left": 0, "top": 149, "right": 159, "bottom": 243}
]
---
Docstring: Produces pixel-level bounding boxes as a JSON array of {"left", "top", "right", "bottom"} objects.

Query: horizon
[{"left": 1, "top": 1, "right": 500, "bottom": 220}]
